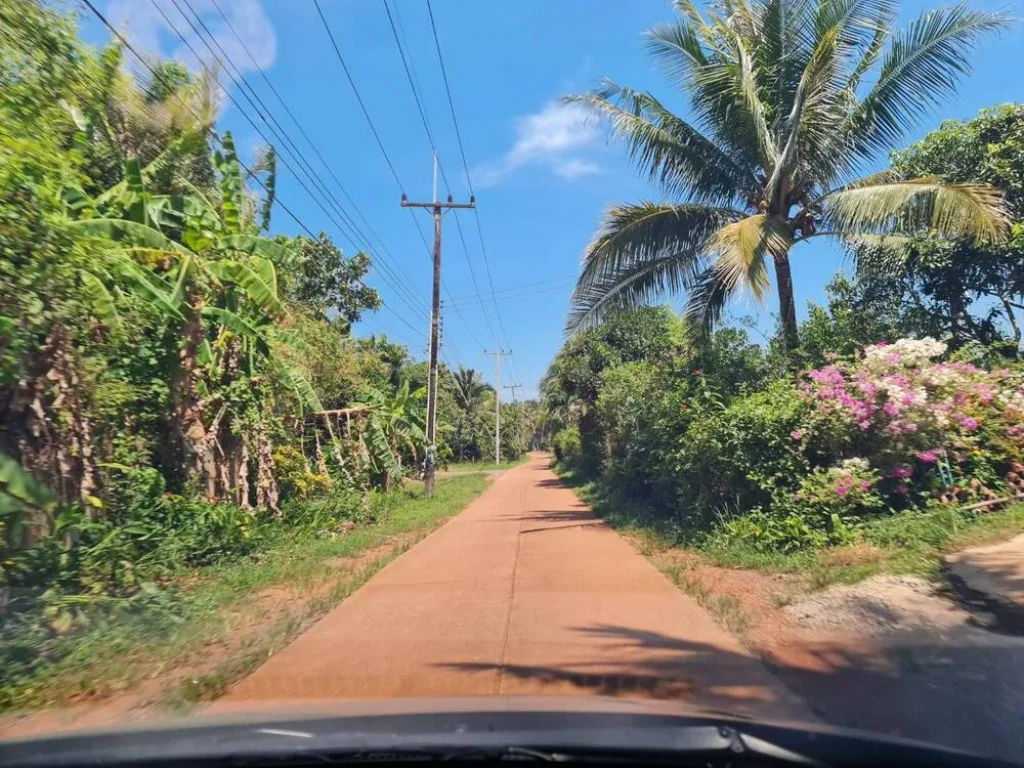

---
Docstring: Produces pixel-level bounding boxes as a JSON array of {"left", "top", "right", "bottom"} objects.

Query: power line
[
  {"left": 312, "top": 0, "right": 405, "bottom": 191},
  {"left": 80, "top": 0, "right": 423, "bottom": 345},
  {"left": 164, "top": 0, "right": 430, "bottom": 327},
  {"left": 314, "top": 0, "right": 492, "bottom": 361},
  {"left": 378, "top": 0, "right": 501, "bottom": 352},
  {"left": 447, "top": 283, "right": 573, "bottom": 309},
  {"left": 422, "top": 1, "right": 520, "bottom": 384},
  {"left": 199, "top": 0, "right": 431, "bottom": 323},
  {"left": 446, "top": 276, "right": 576, "bottom": 303},
  {"left": 208, "top": 0, "right": 434, "bottom": 318},
  {"left": 380, "top": 0, "right": 442, "bottom": 162},
  {"left": 425, "top": 0, "right": 474, "bottom": 197}
]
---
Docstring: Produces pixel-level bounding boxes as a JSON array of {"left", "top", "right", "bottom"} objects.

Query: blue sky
[{"left": 84, "top": 0, "right": 1024, "bottom": 398}]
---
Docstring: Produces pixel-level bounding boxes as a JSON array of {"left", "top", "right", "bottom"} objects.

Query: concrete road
[{"left": 218, "top": 454, "right": 809, "bottom": 720}]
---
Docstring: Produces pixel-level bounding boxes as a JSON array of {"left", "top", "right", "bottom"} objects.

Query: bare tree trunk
[
  {"left": 998, "top": 294, "right": 1021, "bottom": 348},
  {"left": 255, "top": 422, "right": 279, "bottom": 515},
  {"left": 314, "top": 431, "right": 329, "bottom": 476},
  {"left": 237, "top": 437, "right": 251, "bottom": 509},
  {"left": 773, "top": 252, "right": 799, "bottom": 350},
  {"left": 173, "top": 305, "right": 208, "bottom": 491}
]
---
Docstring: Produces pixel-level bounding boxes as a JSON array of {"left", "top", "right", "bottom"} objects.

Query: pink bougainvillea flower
[
  {"left": 835, "top": 485, "right": 850, "bottom": 497},
  {"left": 859, "top": 419, "right": 871, "bottom": 430},
  {"left": 917, "top": 450, "right": 939, "bottom": 464},
  {"left": 897, "top": 484, "right": 909, "bottom": 495},
  {"left": 859, "top": 480, "right": 871, "bottom": 492},
  {"left": 960, "top": 417, "right": 980, "bottom": 431},
  {"left": 791, "top": 430, "right": 804, "bottom": 440}
]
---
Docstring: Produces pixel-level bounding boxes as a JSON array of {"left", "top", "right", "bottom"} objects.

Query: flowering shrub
[
  {"left": 720, "top": 458, "right": 882, "bottom": 551},
  {"left": 798, "top": 337, "right": 1024, "bottom": 506}
]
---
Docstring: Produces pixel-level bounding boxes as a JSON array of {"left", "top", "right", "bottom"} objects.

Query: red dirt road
[{"left": 217, "top": 454, "right": 810, "bottom": 719}]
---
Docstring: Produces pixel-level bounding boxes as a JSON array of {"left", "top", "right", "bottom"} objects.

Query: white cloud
[
  {"left": 105, "top": 0, "right": 276, "bottom": 75},
  {"left": 554, "top": 158, "right": 601, "bottom": 180},
  {"left": 475, "top": 101, "right": 600, "bottom": 186}
]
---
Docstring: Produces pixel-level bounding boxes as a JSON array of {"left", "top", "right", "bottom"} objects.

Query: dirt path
[
  {"left": 664, "top": 556, "right": 1024, "bottom": 763},
  {"left": 215, "top": 453, "right": 810, "bottom": 720}
]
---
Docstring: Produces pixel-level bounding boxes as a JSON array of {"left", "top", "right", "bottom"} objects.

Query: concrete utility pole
[
  {"left": 401, "top": 156, "right": 475, "bottom": 498},
  {"left": 485, "top": 349, "right": 512, "bottom": 464}
]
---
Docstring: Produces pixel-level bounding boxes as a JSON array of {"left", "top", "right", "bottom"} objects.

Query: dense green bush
[
  {"left": 547, "top": 313, "right": 1024, "bottom": 553},
  {"left": 281, "top": 487, "right": 370, "bottom": 533},
  {"left": 552, "top": 426, "right": 582, "bottom": 470}
]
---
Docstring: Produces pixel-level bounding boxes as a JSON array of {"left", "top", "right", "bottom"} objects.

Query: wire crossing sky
[{"left": 87, "top": 0, "right": 1024, "bottom": 398}]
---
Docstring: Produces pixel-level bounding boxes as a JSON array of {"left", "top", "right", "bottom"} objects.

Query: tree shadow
[{"left": 434, "top": 622, "right": 1024, "bottom": 763}]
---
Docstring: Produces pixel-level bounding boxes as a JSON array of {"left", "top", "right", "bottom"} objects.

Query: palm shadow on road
[{"left": 434, "top": 623, "right": 1024, "bottom": 764}]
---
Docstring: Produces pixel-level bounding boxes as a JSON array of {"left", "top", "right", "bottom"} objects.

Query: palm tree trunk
[{"left": 773, "top": 252, "right": 799, "bottom": 350}]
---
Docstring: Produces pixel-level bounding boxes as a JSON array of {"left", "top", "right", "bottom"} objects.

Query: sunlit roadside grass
[
  {"left": 554, "top": 463, "right": 1024, "bottom": 590},
  {"left": 1, "top": 475, "right": 489, "bottom": 715},
  {"left": 441, "top": 456, "right": 528, "bottom": 473}
]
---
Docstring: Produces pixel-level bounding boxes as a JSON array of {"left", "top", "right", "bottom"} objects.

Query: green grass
[
  {"left": 442, "top": 456, "right": 528, "bottom": 473},
  {"left": 553, "top": 462, "right": 1024, "bottom": 590},
  {"left": 1, "top": 474, "right": 490, "bottom": 714},
  {"left": 660, "top": 562, "right": 754, "bottom": 636}
]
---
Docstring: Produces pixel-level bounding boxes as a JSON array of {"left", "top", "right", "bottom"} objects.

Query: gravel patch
[{"left": 784, "top": 575, "right": 968, "bottom": 636}]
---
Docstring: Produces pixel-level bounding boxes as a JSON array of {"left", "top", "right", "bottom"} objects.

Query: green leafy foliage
[
  {"left": 564, "top": 1, "right": 1009, "bottom": 346},
  {"left": 0, "top": 3, "right": 446, "bottom": 695}
]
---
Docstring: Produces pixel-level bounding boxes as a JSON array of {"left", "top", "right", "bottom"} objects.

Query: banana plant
[
  {"left": 356, "top": 381, "right": 427, "bottom": 487},
  {"left": 64, "top": 132, "right": 307, "bottom": 505}
]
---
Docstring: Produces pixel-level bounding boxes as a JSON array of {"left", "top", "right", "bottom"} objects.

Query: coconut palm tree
[
  {"left": 565, "top": 0, "right": 1010, "bottom": 348},
  {"left": 448, "top": 366, "right": 494, "bottom": 461},
  {"left": 451, "top": 366, "right": 494, "bottom": 414}
]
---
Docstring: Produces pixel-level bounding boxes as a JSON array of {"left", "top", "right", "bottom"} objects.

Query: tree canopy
[{"left": 565, "top": 0, "right": 1010, "bottom": 348}]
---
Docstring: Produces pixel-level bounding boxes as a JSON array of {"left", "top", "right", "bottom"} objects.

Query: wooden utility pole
[
  {"left": 401, "top": 157, "right": 475, "bottom": 497},
  {"left": 485, "top": 349, "right": 512, "bottom": 464}
]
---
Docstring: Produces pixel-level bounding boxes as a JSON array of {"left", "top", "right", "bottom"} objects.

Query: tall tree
[
  {"left": 450, "top": 366, "right": 493, "bottom": 413},
  {"left": 856, "top": 104, "right": 1024, "bottom": 347},
  {"left": 565, "top": 0, "right": 1010, "bottom": 348}
]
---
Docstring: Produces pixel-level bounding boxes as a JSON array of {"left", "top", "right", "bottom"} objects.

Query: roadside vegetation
[
  {"left": 0, "top": 3, "right": 521, "bottom": 715},
  {"left": 541, "top": 0, "right": 1024, "bottom": 591},
  {"left": 1, "top": 474, "right": 488, "bottom": 714}
]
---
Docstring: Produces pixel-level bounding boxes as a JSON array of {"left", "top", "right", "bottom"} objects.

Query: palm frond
[
  {"left": 568, "top": 202, "right": 742, "bottom": 333},
  {"left": 843, "top": 232, "right": 920, "bottom": 273},
  {"left": 578, "top": 201, "right": 742, "bottom": 291},
  {"left": 813, "top": 0, "right": 897, "bottom": 53},
  {"left": 822, "top": 177, "right": 1009, "bottom": 242},
  {"left": 847, "top": 5, "right": 1009, "bottom": 158},
  {"left": 754, "top": 0, "right": 816, "bottom": 124},
  {"left": 732, "top": 32, "right": 779, "bottom": 170},
  {"left": 708, "top": 214, "right": 792, "bottom": 302},
  {"left": 683, "top": 265, "right": 734, "bottom": 332},
  {"left": 562, "top": 83, "right": 756, "bottom": 203},
  {"left": 567, "top": 251, "right": 700, "bottom": 334},
  {"left": 644, "top": 7, "right": 709, "bottom": 88}
]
